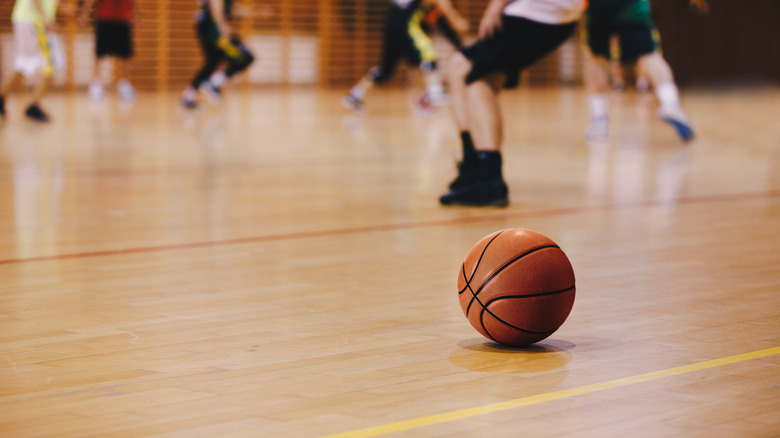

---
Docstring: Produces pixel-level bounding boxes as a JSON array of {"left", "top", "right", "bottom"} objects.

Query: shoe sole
[
  {"left": 439, "top": 196, "right": 509, "bottom": 207},
  {"left": 661, "top": 117, "right": 695, "bottom": 142}
]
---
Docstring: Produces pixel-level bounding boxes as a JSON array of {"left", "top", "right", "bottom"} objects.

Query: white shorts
[{"left": 12, "top": 21, "right": 65, "bottom": 78}]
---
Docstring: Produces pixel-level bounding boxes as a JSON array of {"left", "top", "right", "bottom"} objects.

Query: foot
[
  {"left": 117, "top": 79, "right": 137, "bottom": 101},
  {"left": 180, "top": 98, "right": 198, "bottom": 110},
  {"left": 25, "top": 104, "right": 50, "bottom": 123},
  {"left": 585, "top": 117, "right": 610, "bottom": 142},
  {"left": 448, "top": 160, "right": 474, "bottom": 191},
  {"left": 199, "top": 82, "right": 222, "bottom": 105},
  {"left": 414, "top": 92, "right": 434, "bottom": 111},
  {"left": 427, "top": 91, "right": 451, "bottom": 106},
  {"left": 341, "top": 94, "right": 363, "bottom": 111},
  {"left": 658, "top": 106, "right": 694, "bottom": 142},
  {"left": 439, "top": 177, "right": 509, "bottom": 207},
  {"left": 88, "top": 79, "right": 105, "bottom": 101}
]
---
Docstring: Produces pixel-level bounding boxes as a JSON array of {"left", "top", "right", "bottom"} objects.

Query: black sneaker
[
  {"left": 440, "top": 151, "right": 509, "bottom": 207},
  {"left": 439, "top": 177, "right": 509, "bottom": 207},
  {"left": 448, "top": 160, "right": 476, "bottom": 190},
  {"left": 0, "top": 95, "right": 5, "bottom": 119},
  {"left": 25, "top": 104, "right": 50, "bottom": 123}
]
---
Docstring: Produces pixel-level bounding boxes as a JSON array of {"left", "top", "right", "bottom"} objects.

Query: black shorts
[
  {"left": 461, "top": 16, "right": 577, "bottom": 89},
  {"left": 95, "top": 21, "right": 133, "bottom": 58},
  {"left": 585, "top": 0, "right": 657, "bottom": 62}
]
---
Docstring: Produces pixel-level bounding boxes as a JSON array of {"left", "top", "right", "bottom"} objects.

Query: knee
[{"left": 447, "top": 52, "right": 471, "bottom": 83}]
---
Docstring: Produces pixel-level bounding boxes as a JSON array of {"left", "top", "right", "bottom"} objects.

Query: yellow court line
[{"left": 322, "top": 346, "right": 780, "bottom": 438}]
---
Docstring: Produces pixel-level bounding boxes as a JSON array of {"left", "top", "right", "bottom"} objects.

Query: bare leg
[
  {"left": 116, "top": 58, "right": 136, "bottom": 100},
  {"left": 447, "top": 52, "right": 471, "bottom": 132},
  {"left": 636, "top": 52, "right": 673, "bottom": 87},
  {"left": 637, "top": 52, "right": 694, "bottom": 141},
  {"left": 1, "top": 72, "right": 25, "bottom": 97},
  {"left": 89, "top": 57, "right": 105, "bottom": 100},
  {"left": 440, "top": 53, "right": 508, "bottom": 207},
  {"left": 29, "top": 75, "right": 53, "bottom": 106},
  {"left": 583, "top": 52, "right": 611, "bottom": 140},
  {"left": 465, "top": 72, "right": 504, "bottom": 152}
]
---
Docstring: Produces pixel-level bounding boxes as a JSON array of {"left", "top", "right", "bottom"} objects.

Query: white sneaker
[
  {"left": 117, "top": 79, "right": 137, "bottom": 101},
  {"left": 658, "top": 106, "right": 694, "bottom": 142},
  {"left": 199, "top": 83, "right": 222, "bottom": 105},
  {"left": 427, "top": 91, "right": 451, "bottom": 106},
  {"left": 88, "top": 79, "right": 105, "bottom": 101}
]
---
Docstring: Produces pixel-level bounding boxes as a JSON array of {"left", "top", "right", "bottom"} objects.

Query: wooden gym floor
[{"left": 0, "top": 86, "right": 778, "bottom": 437}]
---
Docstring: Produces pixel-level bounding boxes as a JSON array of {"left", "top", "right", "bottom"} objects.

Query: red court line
[{"left": 0, "top": 190, "right": 778, "bottom": 266}]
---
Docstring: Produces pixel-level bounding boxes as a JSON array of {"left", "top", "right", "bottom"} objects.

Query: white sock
[
  {"left": 426, "top": 81, "right": 445, "bottom": 98},
  {"left": 587, "top": 93, "right": 609, "bottom": 121},
  {"left": 656, "top": 82, "right": 680, "bottom": 111},
  {"left": 349, "top": 84, "right": 366, "bottom": 100},
  {"left": 210, "top": 71, "right": 226, "bottom": 88}
]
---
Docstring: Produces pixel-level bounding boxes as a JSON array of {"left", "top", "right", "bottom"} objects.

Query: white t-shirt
[
  {"left": 392, "top": 0, "right": 417, "bottom": 8},
  {"left": 504, "top": 0, "right": 584, "bottom": 24}
]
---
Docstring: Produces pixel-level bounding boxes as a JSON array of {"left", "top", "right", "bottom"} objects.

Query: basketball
[{"left": 458, "top": 229, "right": 576, "bottom": 347}]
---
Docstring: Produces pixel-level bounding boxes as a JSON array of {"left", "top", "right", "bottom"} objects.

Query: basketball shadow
[{"left": 448, "top": 338, "right": 574, "bottom": 375}]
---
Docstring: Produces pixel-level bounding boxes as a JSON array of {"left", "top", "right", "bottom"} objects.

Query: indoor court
[{"left": 1, "top": 1, "right": 779, "bottom": 437}]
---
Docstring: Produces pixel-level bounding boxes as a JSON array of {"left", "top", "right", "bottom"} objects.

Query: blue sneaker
[{"left": 659, "top": 106, "right": 694, "bottom": 142}]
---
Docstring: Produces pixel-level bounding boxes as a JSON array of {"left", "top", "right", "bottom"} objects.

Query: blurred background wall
[{"left": 0, "top": 0, "right": 777, "bottom": 91}]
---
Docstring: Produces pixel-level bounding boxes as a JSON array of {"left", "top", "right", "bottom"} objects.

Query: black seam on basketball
[
  {"left": 474, "top": 245, "right": 561, "bottom": 298},
  {"left": 460, "top": 231, "right": 505, "bottom": 317},
  {"left": 483, "top": 285, "right": 575, "bottom": 304},
  {"left": 468, "top": 245, "right": 561, "bottom": 316},
  {"left": 479, "top": 286, "right": 574, "bottom": 337},
  {"left": 479, "top": 306, "right": 500, "bottom": 343},
  {"left": 470, "top": 245, "right": 564, "bottom": 337},
  {"left": 459, "top": 231, "right": 504, "bottom": 296},
  {"left": 480, "top": 302, "right": 558, "bottom": 336}
]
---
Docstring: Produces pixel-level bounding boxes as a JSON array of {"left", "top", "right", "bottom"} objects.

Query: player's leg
[
  {"left": 221, "top": 36, "right": 255, "bottom": 81},
  {"left": 26, "top": 74, "right": 54, "bottom": 122},
  {"left": 343, "top": 5, "right": 404, "bottom": 111},
  {"left": 0, "top": 72, "right": 24, "bottom": 119},
  {"left": 115, "top": 22, "right": 136, "bottom": 101},
  {"left": 90, "top": 21, "right": 108, "bottom": 101},
  {"left": 637, "top": 52, "right": 693, "bottom": 141},
  {"left": 25, "top": 23, "right": 64, "bottom": 122},
  {"left": 615, "top": 0, "right": 694, "bottom": 141},
  {"left": 1, "top": 22, "right": 41, "bottom": 119},
  {"left": 182, "top": 22, "right": 225, "bottom": 108},
  {"left": 89, "top": 56, "right": 105, "bottom": 101},
  {"left": 439, "top": 67, "right": 508, "bottom": 207},
  {"left": 440, "top": 16, "right": 578, "bottom": 207},
  {"left": 582, "top": 11, "right": 613, "bottom": 141},
  {"left": 407, "top": 7, "right": 448, "bottom": 108}
]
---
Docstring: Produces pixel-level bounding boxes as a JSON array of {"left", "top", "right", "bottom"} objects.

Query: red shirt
[{"left": 95, "top": 0, "right": 134, "bottom": 23}]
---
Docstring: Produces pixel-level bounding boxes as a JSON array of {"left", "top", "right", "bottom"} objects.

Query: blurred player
[
  {"left": 438, "top": 0, "right": 584, "bottom": 207},
  {"left": 583, "top": 0, "right": 709, "bottom": 142},
  {"left": 341, "top": 0, "right": 469, "bottom": 112},
  {"left": 181, "top": 0, "right": 256, "bottom": 109},
  {"left": 0, "top": 0, "right": 67, "bottom": 122},
  {"left": 78, "top": 0, "right": 138, "bottom": 101}
]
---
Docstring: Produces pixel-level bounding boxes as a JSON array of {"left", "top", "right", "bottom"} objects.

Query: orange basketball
[{"left": 458, "top": 229, "right": 575, "bottom": 347}]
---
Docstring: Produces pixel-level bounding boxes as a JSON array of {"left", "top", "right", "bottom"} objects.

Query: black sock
[{"left": 460, "top": 131, "right": 477, "bottom": 164}]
